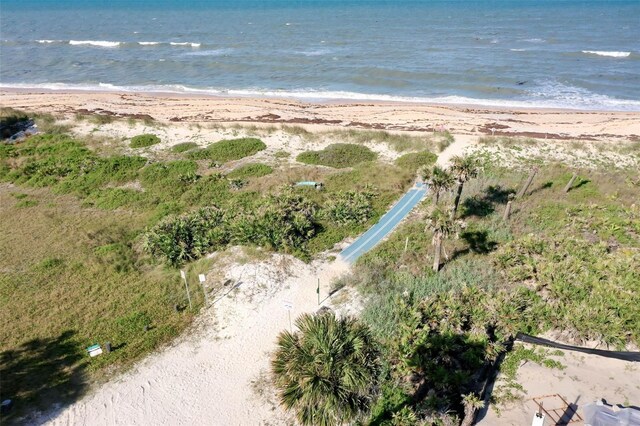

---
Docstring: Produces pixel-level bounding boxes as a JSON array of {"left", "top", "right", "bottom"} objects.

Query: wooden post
[
  {"left": 517, "top": 167, "right": 538, "bottom": 198},
  {"left": 180, "top": 270, "right": 192, "bottom": 310},
  {"left": 564, "top": 172, "right": 578, "bottom": 193},
  {"left": 503, "top": 200, "right": 513, "bottom": 221}
]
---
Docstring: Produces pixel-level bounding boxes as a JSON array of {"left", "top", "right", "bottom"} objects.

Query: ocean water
[{"left": 1, "top": 0, "right": 639, "bottom": 110}]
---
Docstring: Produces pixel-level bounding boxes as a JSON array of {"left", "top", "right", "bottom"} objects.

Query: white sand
[
  {"left": 26, "top": 252, "right": 351, "bottom": 425},
  {"left": 479, "top": 343, "right": 640, "bottom": 425}
]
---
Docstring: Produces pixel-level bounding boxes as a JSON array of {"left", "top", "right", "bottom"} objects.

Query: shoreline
[
  {"left": 2, "top": 86, "right": 640, "bottom": 114},
  {"left": 2, "top": 88, "right": 639, "bottom": 142}
]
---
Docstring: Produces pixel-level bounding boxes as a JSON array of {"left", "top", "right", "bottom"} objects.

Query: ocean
[{"left": 1, "top": 0, "right": 639, "bottom": 111}]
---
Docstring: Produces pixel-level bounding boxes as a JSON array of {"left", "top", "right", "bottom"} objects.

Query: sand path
[{"left": 30, "top": 256, "right": 350, "bottom": 426}]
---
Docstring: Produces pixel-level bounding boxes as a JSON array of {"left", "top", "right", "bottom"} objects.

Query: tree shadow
[
  {"left": 461, "top": 197, "right": 494, "bottom": 218},
  {"left": 460, "top": 230, "right": 498, "bottom": 254},
  {"left": 461, "top": 185, "right": 515, "bottom": 218},
  {"left": 484, "top": 185, "right": 515, "bottom": 204},
  {"left": 0, "top": 330, "right": 87, "bottom": 423}
]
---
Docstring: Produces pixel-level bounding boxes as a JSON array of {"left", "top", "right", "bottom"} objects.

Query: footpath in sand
[{"left": 30, "top": 254, "right": 351, "bottom": 425}]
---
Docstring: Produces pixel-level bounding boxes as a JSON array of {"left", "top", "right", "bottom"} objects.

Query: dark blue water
[{"left": 1, "top": 0, "right": 639, "bottom": 110}]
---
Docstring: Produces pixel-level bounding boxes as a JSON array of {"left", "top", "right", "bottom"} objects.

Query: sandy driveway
[{"left": 28, "top": 254, "right": 350, "bottom": 426}]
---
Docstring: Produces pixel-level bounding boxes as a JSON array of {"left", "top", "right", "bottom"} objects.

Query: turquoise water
[{"left": 1, "top": 0, "right": 639, "bottom": 110}]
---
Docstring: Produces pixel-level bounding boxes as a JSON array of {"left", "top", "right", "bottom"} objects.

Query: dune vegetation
[
  {"left": 0, "top": 110, "right": 416, "bottom": 419},
  {"left": 1, "top": 108, "right": 638, "bottom": 425}
]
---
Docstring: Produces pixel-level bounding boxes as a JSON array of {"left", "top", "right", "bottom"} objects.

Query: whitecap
[
  {"left": 510, "top": 48, "right": 526, "bottom": 52},
  {"left": 524, "top": 38, "right": 545, "bottom": 43},
  {"left": 170, "top": 42, "right": 201, "bottom": 47},
  {"left": 138, "top": 41, "right": 160, "bottom": 46},
  {"left": 296, "top": 49, "right": 330, "bottom": 56},
  {"left": 69, "top": 40, "right": 121, "bottom": 47},
  {"left": 582, "top": 50, "right": 631, "bottom": 58},
  {"left": 36, "top": 39, "right": 59, "bottom": 44},
  {"left": 184, "top": 48, "right": 232, "bottom": 57}
]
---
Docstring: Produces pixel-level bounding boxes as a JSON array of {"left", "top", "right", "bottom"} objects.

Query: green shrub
[
  {"left": 227, "top": 163, "right": 273, "bottom": 179},
  {"left": 130, "top": 134, "right": 160, "bottom": 148},
  {"left": 142, "top": 206, "right": 227, "bottom": 266},
  {"left": 231, "top": 189, "right": 318, "bottom": 255},
  {"left": 171, "top": 142, "right": 198, "bottom": 153},
  {"left": 139, "top": 160, "right": 199, "bottom": 199},
  {"left": 395, "top": 150, "right": 437, "bottom": 172},
  {"left": 323, "top": 190, "right": 376, "bottom": 226},
  {"left": 296, "top": 143, "right": 377, "bottom": 168},
  {"left": 188, "top": 138, "right": 266, "bottom": 162}
]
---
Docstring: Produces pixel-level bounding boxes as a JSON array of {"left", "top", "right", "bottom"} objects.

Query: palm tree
[
  {"left": 419, "top": 165, "right": 455, "bottom": 204},
  {"left": 427, "top": 207, "right": 457, "bottom": 272},
  {"left": 449, "top": 155, "right": 480, "bottom": 218},
  {"left": 461, "top": 393, "right": 485, "bottom": 426},
  {"left": 271, "top": 312, "right": 379, "bottom": 426}
]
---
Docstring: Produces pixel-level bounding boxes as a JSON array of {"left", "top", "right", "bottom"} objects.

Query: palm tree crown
[
  {"left": 449, "top": 155, "right": 480, "bottom": 218},
  {"left": 419, "top": 165, "right": 455, "bottom": 204},
  {"left": 426, "top": 207, "right": 456, "bottom": 240},
  {"left": 449, "top": 155, "right": 480, "bottom": 184},
  {"left": 271, "top": 312, "right": 379, "bottom": 426}
]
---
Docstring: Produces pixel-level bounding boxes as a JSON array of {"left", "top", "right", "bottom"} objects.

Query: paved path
[{"left": 339, "top": 182, "right": 428, "bottom": 262}]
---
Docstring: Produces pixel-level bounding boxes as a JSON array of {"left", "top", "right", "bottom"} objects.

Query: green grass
[
  {"left": 297, "top": 143, "right": 377, "bottom": 168},
  {"left": 170, "top": 142, "right": 199, "bottom": 153},
  {"left": 226, "top": 163, "right": 273, "bottom": 179},
  {"left": 324, "top": 129, "right": 433, "bottom": 153},
  {"left": 188, "top": 138, "right": 266, "bottom": 162},
  {"left": 130, "top": 134, "right": 161, "bottom": 148},
  {"left": 0, "top": 188, "right": 202, "bottom": 419}
]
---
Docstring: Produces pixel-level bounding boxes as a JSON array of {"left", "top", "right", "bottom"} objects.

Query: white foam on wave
[
  {"left": 2, "top": 82, "right": 639, "bottom": 112},
  {"left": 170, "top": 42, "right": 201, "bottom": 47},
  {"left": 184, "top": 48, "right": 232, "bottom": 57},
  {"left": 523, "top": 38, "right": 545, "bottom": 43},
  {"left": 36, "top": 39, "right": 60, "bottom": 44},
  {"left": 582, "top": 50, "right": 631, "bottom": 58},
  {"left": 69, "top": 40, "right": 122, "bottom": 48},
  {"left": 510, "top": 48, "right": 527, "bottom": 52},
  {"left": 138, "top": 41, "right": 161, "bottom": 46},
  {"left": 296, "top": 48, "right": 331, "bottom": 56}
]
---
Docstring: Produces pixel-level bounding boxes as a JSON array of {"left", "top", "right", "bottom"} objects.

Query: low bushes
[
  {"left": 395, "top": 150, "right": 437, "bottom": 172},
  {"left": 226, "top": 163, "right": 273, "bottom": 179},
  {"left": 296, "top": 143, "right": 377, "bottom": 168},
  {"left": 324, "top": 190, "right": 376, "bottom": 226},
  {"left": 130, "top": 134, "right": 160, "bottom": 148},
  {"left": 171, "top": 142, "right": 198, "bottom": 153},
  {"left": 142, "top": 189, "right": 319, "bottom": 265},
  {"left": 142, "top": 207, "right": 227, "bottom": 266},
  {"left": 188, "top": 138, "right": 266, "bottom": 162}
]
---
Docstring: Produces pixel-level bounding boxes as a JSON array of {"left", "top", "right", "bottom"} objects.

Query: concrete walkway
[{"left": 339, "top": 182, "right": 428, "bottom": 262}]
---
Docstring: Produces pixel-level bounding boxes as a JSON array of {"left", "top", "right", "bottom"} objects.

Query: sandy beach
[{"left": 2, "top": 89, "right": 639, "bottom": 143}]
